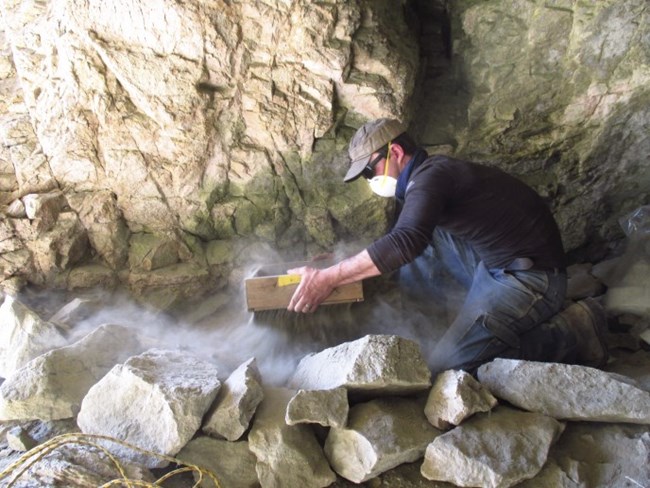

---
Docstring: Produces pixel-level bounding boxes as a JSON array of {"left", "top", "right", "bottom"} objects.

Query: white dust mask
[
  {"left": 367, "top": 142, "right": 397, "bottom": 198},
  {"left": 368, "top": 175, "right": 397, "bottom": 197}
]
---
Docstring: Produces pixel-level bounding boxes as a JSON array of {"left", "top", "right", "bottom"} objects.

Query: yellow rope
[{"left": 0, "top": 432, "right": 221, "bottom": 488}]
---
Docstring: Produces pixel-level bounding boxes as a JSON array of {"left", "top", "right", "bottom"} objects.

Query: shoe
[{"left": 561, "top": 298, "right": 609, "bottom": 368}]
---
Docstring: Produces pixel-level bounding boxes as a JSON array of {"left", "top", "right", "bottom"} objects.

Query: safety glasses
[{"left": 361, "top": 152, "right": 385, "bottom": 180}]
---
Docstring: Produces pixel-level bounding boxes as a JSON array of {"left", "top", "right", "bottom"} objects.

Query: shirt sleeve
[{"left": 367, "top": 160, "right": 455, "bottom": 273}]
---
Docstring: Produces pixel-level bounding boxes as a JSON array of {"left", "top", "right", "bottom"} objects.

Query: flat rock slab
[
  {"left": 77, "top": 349, "right": 221, "bottom": 468},
  {"left": 425, "top": 369, "right": 497, "bottom": 429},
  {"left": 325, "top": 397, "right": 441, "bottom": 483},
  {"left": 286, "top": 387, "right": 349, "bottom": 428},
  {"left": 477, "top": 359, "right": 650, "bottom": 423},
  {"left": 421, "top": 406, "right": 564, "bottom": 488},
  {"left": 289, "top": 335, "right": 431, "bottom": 396},
  {"left": 202, "top": 357, "right": 263, "bottom": 441},
  {"left": 0, "top": 323, "right": 144, "bottom": 420},
  {"left": 176, "top": 435, "right": 259, "bottom": 488},
  {"left": 248, "top": 387, "right": 336, "bottom": 488}
]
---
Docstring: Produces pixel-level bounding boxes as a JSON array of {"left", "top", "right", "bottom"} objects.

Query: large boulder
[
  {"left": 77, "top": 349, "right": 221, "bottom": 468},
  {"left": 421, "top": 406, "right": 564, "bottom": 488},
  {"left": 176, "top": 436, "right": 259, "bottom": 488},
  {"left": 248, "top": 387, "right": 336, "bottom": 488},
  {"left": 477, "top": 359, "right": 650, "bottom": 424},
  {"left": 0, "top": 295, "right": 67, "bottom": 378},
  {"left": 0, "top": 323, "right": 144, "bottom": 420},
  {"left": 289, "top": 335, "right": 431, "bottom": 396},
  {"left": 527, "top": 422, "right": 650, "bottom": 488},
  {"left": 325, "top": 397, "right": 441, "bottom": 483},
  {"left": 202, "top": 357, "right": 264, "bottom": 441}
]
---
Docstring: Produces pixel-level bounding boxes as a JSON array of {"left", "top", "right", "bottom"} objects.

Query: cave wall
[
  {"left": 415, "top": 0, "right": 649, "bottom": 255},
  {"left": 0, "top": 0, "right": 647, "bottom": 306}
]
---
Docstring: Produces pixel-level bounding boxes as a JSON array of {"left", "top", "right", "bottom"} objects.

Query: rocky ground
[{"left": 0, "top": 252, "right": 648, "bottom": 488}]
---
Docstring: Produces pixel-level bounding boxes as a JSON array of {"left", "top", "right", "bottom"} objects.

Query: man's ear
[{"left": 390, "top": 143, "right": 406, "bottom": 166}]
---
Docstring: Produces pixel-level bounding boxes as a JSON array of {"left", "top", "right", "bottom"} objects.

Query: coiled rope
[{"left": 0, "top": 432, "right": 222, "bottom": 487}]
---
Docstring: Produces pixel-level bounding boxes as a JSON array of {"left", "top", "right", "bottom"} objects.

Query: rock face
[
  {"left": 325, "top": 397, "right": 441, "bottom": 483},
  {"left": 444, "top": 1, "right": 650, "bottom": 251},
  {"left": 202, "top": 357, "right": 264, "bottom": 441},
  {"left": 289, "top": 335, "right": 431, "bottom": 396},
  {"left": 77, "top": 349, "right": 221, "bottom": 468},
  {"left": 477, "top": 359, "right": 650, "bottom": 424},
  {"left": 1, "top": 0, "right": 647, "bottom": 299},
  {"left": 0, "top": 296, "right": 67, "bottom": 378},
  {"left": 421, "top": 406, "right": 565, "bottom": 488},
  {"left": 0, "top": 323, "right": 144, "bottom": 420},
  {"left": 248, "top": 387, "right": 336, "bottom": 488}
]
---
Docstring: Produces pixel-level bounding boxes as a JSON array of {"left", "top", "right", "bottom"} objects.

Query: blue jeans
[{"left": 398, "top": 229, "right": 572, "bottom": 374}]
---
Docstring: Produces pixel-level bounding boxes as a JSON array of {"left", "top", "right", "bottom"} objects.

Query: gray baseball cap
[{"left": 344, "top": 118, "right": 407, "bottom": 182}]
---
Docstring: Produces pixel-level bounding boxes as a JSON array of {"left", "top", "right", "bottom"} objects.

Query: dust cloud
[{"left": 15, "top": 243, "right": 468, "bottom": 386}]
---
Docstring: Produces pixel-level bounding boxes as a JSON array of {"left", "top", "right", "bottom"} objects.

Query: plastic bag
[
  {"left": 605, "top": 205, "right": 650, "bottom": 317},
  {"left": 619, "top": 204, "right": 650, "bottom": 238}
]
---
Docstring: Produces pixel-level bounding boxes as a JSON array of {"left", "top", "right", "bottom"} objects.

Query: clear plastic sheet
[{"left": 606, "top": 205, "right": 650, "bottom": 317}]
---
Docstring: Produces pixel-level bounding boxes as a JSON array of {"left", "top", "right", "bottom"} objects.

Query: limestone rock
[
  {"left": 451, "top": 1, "right": 650, "bottom": 250},
  {"left": 0, "top": 249, "right": 34, "bottom": 282},
  {"left": 325, "top": 397, "right": 441, "bottom": 483},
  {"left": 202, "top": 357, "right": 263, "bottom": 441},
  {"left": 591, "top": 257, "right": 623, "bottom": 287},
  {"left": 509, "top": 459, "right": 580, "bottom": 488},
  {"left": 5, "top": 200, "right": 26, "bottom": 218},
  {"left": 0, "top": 219, "right": 24, "bottom": 254},
  {"left": 421, "top": 406, "right": 564, "bottom": 488},
  {"left": 248, "top": 387, "right": 336, "bottom": 488},
  {"left": 48, "top": 296, "right": 104, "bottom": 330},
  {"left": 176, "top": 436, "right": 258, "bottom": 488},
  {"left": 0, "top": 323, "right": 144, "bottom": 421},
  {"left": 22, "top": 191, "right": 66, "bottom": 232},
  {"left": 566, "top": 263, "right": 606, "bottom": 300},
  {"left": 539, "top": 422, "right": 650, "bottom": 488},
  {"left": 0, "top": 418, "right": 79, "bottom": 460},
  {"left": 77, "top": 349, "right": 221, "bottom": 468},
  {"left": 26, "top": 213, "right": 89, "bottom": 280},
  {"left": 6, "top": 426, "right": 36, "bottom": 452},
  {"left": 289, "top": 335, "right": 431, "bottom": 396},
  {"left": 1, "top": 442, "right": 154, "bottom": 488},
  {"left": 286, "top": 387, "right": 348, "bottom": 428},
  {"left": 66, "top": 264, "right": 118, "bottom": 290},
  {"left": 127, "top": 262, "right": 211, "bottom": 311},
  {"left": 0, "top": 295, "right": 66, "bottom": 378},
  {"left": 66, "top": 190, "right": 129, "bottom": 269},
  {"left": 425, "top": 369, "right": 498, "bottom": 430},
  {"left": 128, "top": 232, "right": 179, "bottom": 271},
  {"left": 477, "top": 359, "right": 650, "bottom": 424},
  {"left": 604, "top": 350, "right": 650, "bottom": 392},
  {"left": 605, "top": 261, "right": 650, "bottom": 317}
]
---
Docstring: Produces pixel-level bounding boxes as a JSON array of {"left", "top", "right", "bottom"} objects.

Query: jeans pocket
[{"left": 481, "top": 313, "right": 521, "bottom": 350}]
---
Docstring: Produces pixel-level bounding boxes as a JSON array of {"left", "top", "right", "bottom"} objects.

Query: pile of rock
[{"left": 0, "top": 292, "right": 649, "bottom": 487}]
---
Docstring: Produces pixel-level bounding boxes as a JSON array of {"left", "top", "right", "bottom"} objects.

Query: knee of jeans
[{"left": 482, "top": 313, "right": 521, "bottom": 350}]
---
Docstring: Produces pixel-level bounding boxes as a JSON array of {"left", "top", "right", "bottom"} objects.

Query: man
[{"left": 287, "top": 118, "right": 608, "bottom": 374}]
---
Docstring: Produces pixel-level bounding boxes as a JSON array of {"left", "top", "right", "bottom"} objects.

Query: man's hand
[
  {"left": 287, "top": 250, "right": 382, "bottom": 314},
  {"left": 287, "top": 266, "right": 335, "bottom": 313}
]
